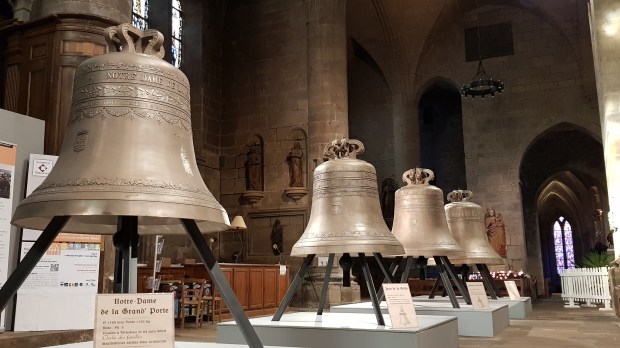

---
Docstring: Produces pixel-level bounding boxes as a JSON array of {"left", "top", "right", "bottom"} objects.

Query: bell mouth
[
  {"left": 290, "top": 240, "right": 404, "bottom": 257},
  {"left": 11, "top": 199, "right": 230, "bottom": 235},
  {"left": 449, "top": 256, "right": 505, "bottom": 266}
]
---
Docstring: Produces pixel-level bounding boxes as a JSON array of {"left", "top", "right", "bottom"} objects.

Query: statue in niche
[
  {"left": 244, "top": 147, "right": 261, "bottom": 191},
  {"left": 271, "top": 219, "right": 283, "bottom": 256},
  {"left": 380, "top": 178, "right": 397, "bottom": 219},
  {"left": 286, "top": 142, "right": 304, "bottom": 187},
  {"left": 485, "top": 208, "right": 507, "bottom": 257}
]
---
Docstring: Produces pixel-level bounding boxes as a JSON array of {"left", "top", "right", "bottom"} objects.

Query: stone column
[
  {"left": 589, "top": 0, "right": 620, "bottom": 259},
  {"left": 307, "top": 0, "right": 349, "bottom": 164}
]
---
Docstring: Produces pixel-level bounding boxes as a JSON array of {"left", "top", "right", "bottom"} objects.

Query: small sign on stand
[
  {"left": 505, "top": 280, "right": 521, "bottom": 300},
  {"left": 466, "top": 282, "right": 490, "bottom": 310},
  {"left": 94, "top": 293, "right": 174, "bottom": 348},
  {"left": 382, "top": 283, "right": 418, "bottom": 329}
]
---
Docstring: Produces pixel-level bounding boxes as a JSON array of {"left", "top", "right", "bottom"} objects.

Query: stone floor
[{"left": 0, "top": 295, "right": 618, "bottom": 347}]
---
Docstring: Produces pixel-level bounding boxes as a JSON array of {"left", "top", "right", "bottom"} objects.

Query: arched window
[
  {"left": 171, "top": 0, "right": 183, "bottom": 68},
  {"left": 553, "top": 216, "right": 575, "bottom": 274},
  {"left": 132, "top": 0, "right": 149, "bottom": 30},
  {"left": 131, "top": 0, "right": 183, "bottom": 68}
]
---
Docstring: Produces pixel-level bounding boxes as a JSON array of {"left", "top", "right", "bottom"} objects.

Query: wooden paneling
[
  {"left": 233, "top": 267, "right": 249, "bottom": 309},
  {"left": 249, "top": 268, "right": 264, "bottom": 309},
  {"left": 263, "top": 268, "right": 277, "bottom": 308},
  {"left": 139, "top": 263, "right": 290, "bottom": 317},
  {"left": 0, "top": 15, "right": 115, "bottom": 155}
]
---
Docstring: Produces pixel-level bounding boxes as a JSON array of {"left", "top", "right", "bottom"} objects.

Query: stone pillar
[
  {"left": 307, "top": 0, "right": 349, "bottom": 164},
  {"left": 589, "top": 0, "right": 620, "bottom": 260}
]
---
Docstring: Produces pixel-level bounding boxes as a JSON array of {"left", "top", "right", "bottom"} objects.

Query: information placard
[
  {"left": 94, "top": 293, "right": 174, "bottom": 348},
  {"left": 382, "top": 283, "right": 418, "bottom": 329},
  {"left": 504, "top": 280, "right": 521, "bottom": 300},
  {"left": 0, "top": 141, "right": 17, "bottom": 330},
  {"left": 466, "top": 282, "right": 490, "bottom": 309}
]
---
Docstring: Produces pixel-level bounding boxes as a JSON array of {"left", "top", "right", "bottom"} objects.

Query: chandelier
[{"left": 461, "top": 0, "right": 504, "bottom": 99}]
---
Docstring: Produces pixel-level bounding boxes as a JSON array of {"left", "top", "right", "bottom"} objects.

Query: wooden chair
[
  {"left": 180, "top": 278, "right": 207, "bottom": 328},
  {"left": 202, "top": 281, "right": 222, "bottom": 324}
]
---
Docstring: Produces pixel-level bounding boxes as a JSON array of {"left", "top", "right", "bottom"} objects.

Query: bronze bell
[
  {"left": 11, "top": 24, "right": 229, "bottom": 235},
  {"left": 444, "top": 190, "right": 503, "bottom": 265},
  {"left": 290, "top": 138, "right": 404, "bottom": 256},
  {"left": 391, "top": 168, "right": 465, "bottom": 258}
]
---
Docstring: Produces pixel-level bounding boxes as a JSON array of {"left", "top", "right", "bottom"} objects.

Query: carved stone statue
[
  {"left": 286, "top": 142, "right": 304, "bottom": 187},
  {"left": 485, "top": 208, "right": 507, "bottom": 257},
  {"left": 244, "top": 147, "right": 261, "bottom": 190},
  {"left": 271, "top": 219, "right": 283, "bottom": 255}
]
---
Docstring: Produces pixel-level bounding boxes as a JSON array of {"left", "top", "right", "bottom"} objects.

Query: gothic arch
[{"left": 520, "top": 122, "right": 607, "bottom": 291}]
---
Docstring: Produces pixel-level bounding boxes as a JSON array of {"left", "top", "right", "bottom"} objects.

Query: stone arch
[
  {"left": 348, "top": 37, "right": 395, "bottom": 185},
  {"left": 520, "top": 123, "right": 607, "bottom": 291},
  {"left": 287, "top": 127, "right": 307, "bottom": 141},
  {"left": 417, "top": 78, "right": 467, "bottom": 195}
]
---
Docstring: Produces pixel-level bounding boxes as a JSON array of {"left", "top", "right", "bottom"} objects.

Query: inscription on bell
[
  {"left": 107, "top": 71, "right": 137, "bottom": 80},
  {"left": 143, "top": 74, "right": 164, "bottom": 85},
  {"left": 73, "top": 129, "right": 89, "bottom": 152}
]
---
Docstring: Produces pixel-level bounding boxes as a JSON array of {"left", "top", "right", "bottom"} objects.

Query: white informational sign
[
  {"left": 504, "top": 280, "right": 521, "bottom": 300},
  {"left": 94, "top": 293, "right": 175, "bottom": 348},
  {"left": 279, "top": 265, "right": 286, "bottom": 276},
  {"left": 0, "top": 141, "right": 17, "bottom": 330},
  {"left": 14, "top": 242, "right": 101, "bottom": 331},
  {"left": 466, "top": 282, "right": 490, "bottom": 310},
  {"left": 382, "top": 283, "right": 418, "bottom": 329},
  {"left": 22, "top": 154, "right": 58, "bottom": 241}
]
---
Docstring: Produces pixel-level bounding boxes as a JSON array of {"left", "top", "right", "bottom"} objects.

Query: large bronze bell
[
  {"left": 391, "top": 168, "right": 465, "bottom": 258},
  {"left": 11, "top": 24, "right": 229, "bottom": 235},
  {"left": 290, "top": 138, "right": 404, "bottom": 256},
  {"left": 444, "top": 190, "right": 503, "bottom": 265}
]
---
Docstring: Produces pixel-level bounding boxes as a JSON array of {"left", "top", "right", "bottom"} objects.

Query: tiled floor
[
  {"left": 1, "top": 296, "right": 616, "bottom": 347},
  {"left": 175, "top": 296, "right": 620, "bottom": 347}
]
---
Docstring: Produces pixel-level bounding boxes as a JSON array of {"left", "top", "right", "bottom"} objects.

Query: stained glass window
[
  {"left": 132, "top": 0, "right": 149, "bottom": 30},
  {"left": 553, "top": 216, "right": 576, "bottom": 275},
  {"left": 171, "top": 0, "right": 183, "bottom": 68}
]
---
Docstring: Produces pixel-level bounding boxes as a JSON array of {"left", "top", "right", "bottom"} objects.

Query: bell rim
[
  {"left": 11, "top": 199, "right": 230, "bottom": 235},
  {"left": 290, "top": 243, "right": 405, "bottom": 257}
]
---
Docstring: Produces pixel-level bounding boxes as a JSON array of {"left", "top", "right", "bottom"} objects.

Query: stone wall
[{"left": 218, "top": 0, "right": 309, "bottom": 265}]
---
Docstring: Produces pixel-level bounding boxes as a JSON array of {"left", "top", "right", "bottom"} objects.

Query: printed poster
[
  {"left": 505, "top": 280, "right": 521, "bottom": 300},
  {"left": 466, "top": 282, "right": 490, "bottom": 310},
  {"left": 94, "top": 293, "right": 175, "bottom": 348},
  {"left": 0, "top": 141, "right": 17, "bottom": 330},
  {"left": 382, "top": 283, "right": 419, "bottom": 329},
  {"left": 14, "top": 153, "right": 103, "bottom": 331}
]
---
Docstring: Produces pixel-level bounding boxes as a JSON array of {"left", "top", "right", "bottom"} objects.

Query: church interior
[{"left": 0, "top": 0, "right": 619, "bottom": 347}]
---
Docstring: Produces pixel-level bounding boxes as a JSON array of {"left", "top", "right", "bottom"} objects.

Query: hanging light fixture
[{"left": 461, "top": 0, "right": 504, "bottom": 99}]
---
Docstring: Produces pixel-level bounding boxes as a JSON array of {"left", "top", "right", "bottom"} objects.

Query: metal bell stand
[
  {"left": 0, "top": 216, "right": 264, "bottom": 348},
  {"left": 376, "top": 255, "right": 472, "bottom": 308},
  {"left": 273, "top": 252, "right": 387, "bottom": 326}
]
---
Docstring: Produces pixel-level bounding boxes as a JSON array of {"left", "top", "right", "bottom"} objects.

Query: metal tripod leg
[
  {"left": 441, "top": 256, "right": 471, "bottom": 304},
  {"left": 272, "top": 254, "right": 315, "bottom": 321},
  {"left": 0, "top": 216, "right": 70, "bottom": 313},
  {"left": 429, "top": 277, "right": 442, "bottom": 299},
  {"left": 477, "top": 264, "right": 501, "bottom": 299},
  {"left": 181, "top": 219, "right": 263, "bottom": 348},
  {"left": 377, "top": 255, "right": 402, "bottom": 301},
  {"left": 399, "top": 256, "right": 414, "bottom": 283},
  {"left": 317, "top": 253, "right": 335, "bottom": 315},
  {"left": 433, "top": 256, "right": 460, "bottom": 309},
  {"left": 359, "top": 253, "right": 385, "bottom": 326}
]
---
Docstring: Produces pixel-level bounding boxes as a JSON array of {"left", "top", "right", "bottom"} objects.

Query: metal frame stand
[
  {"left": 377, "top": 255, "right": 472, "bottom": 309},
  {"left": 273, "top": 253, "right": 386, "bottom": 326},
  {"left": 476, "top": 263, "right": 502, "bottom": 299},
  {"left": 0, "top": 216, "right": 264, "bottom": 348}
]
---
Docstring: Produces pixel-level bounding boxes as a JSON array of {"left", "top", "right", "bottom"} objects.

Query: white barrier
[{"left": 560, "top": 267, "right": 612, "bottom": 311}]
